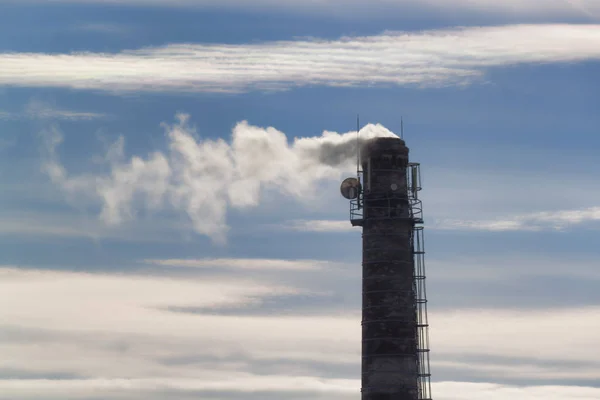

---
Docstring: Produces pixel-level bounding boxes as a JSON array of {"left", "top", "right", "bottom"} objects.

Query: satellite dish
[{"left": 340, "top": 177, "right": 360, "bottom": 199}]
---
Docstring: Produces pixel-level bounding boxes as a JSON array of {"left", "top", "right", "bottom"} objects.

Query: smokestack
[{"left": 341, "top": 136, "right": 432, "bottom": 400}]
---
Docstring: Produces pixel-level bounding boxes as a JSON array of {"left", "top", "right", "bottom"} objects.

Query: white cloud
[
  {"left": 0, "top": 99, "right": 107, "bottom": 121},
  {"left": 433, "top": 206, "right": 600, "bottom": 232},
  {"left": 434, "top": 360, "right": 600, "bottom": 381},
  {"left": 430, "top": 307, "right": 600, "bottom": 364},
  {"left": 0, "top": 210, "right": 195, "bottom": 243},
  {"left": 433, "top": 382, "right": 600, "bottom": 400},
  {"left": 282, "top": 204, "right": 600, "bottom": 234},
  {"left": 0, "top": 214, "right": 103, "bottom": 238},
  {"left": 25, "top": 100, "right": 107, "bottom": 120},
  {"left": 0, "top": 376, "right": 358, "bottom": 398},
  {"left": 43, "top": 114, "right": 394, "bottom": 243},
  {"left": 2, "top": 25, "right": 600, "bottom": 93},
  {"left": 284, "top": 219, "right": 355, "bottom": 233},
  {"left": 2, "top": 266, "right": 600, "bottom": 370},
  {"left": 145, "top": 257, "right": 341, "bottom": 271},
  {"left": 0, "top": 267, "right": 301, "bottom": 317},
  {"left": 0, "top": 267, "right": 359, "bottom": 374},
  {"left": 2, "top": 379, "right": 600, "bottom": 400},
  {"left": 1, "top": 266, "right": 600, "bottom": 399}
]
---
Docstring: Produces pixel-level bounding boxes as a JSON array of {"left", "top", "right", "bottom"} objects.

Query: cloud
[
  {"left": 2, "top": 264, "right": 600, "bottom": 399},
  {"left": 0, "top": 99, "right": 107, "bottom": 121},
  {"left": 433, "top": 206, "right": 600, "bottom": 232},
  {"left": 73, "top": 23, "right": 132, "bottom": 34},
  {"left": 430, "top": 307, "right": 600, "bottom": 366},
  {"left": 0, "top": 376, "right": 357, "bottom": 399},
  {"left": 0, "top": 267, "right": 359, "bottom": 374},
  {"left": 0, "top": 210, "right": 194, "bottom": 243},
  {"left": 282, "top": 203, "right": 600, "bottom": 234},
  {"left": 2, "top": 381, "right": 600, "bottom": 400},
  {"left": 0, "top": 266, "right": 302, "bottom": 316},
  {"left": 434, "top": 358, "right": 600, "bottom": 383},
  {"left": 410, "top": 162, "right": 600, "bottom": 229},
  {"left": 433, "top": 382, "right": 600, "bottom": 400},
  {"left": 283, "top": 220, "right": 355, "bottom": 233},
  {"left": 43, "top": 114, "right": 395, "bottom": 243},
  {"left": 3, "top": 266, "right": 600, "bottom": 370},
  {"left": 6, "top": 0, "right": 600, "bottom": 20},
  {"left": 0, "top": 213, "right": 105, "bottom": 238},
  {"left": 25, "top": 99, "right": 108, "bottom": 120},
  {"left": 2, "top": 25, "right": 600, "bottom": 93},
  {"left": 2, "top": 379, "right": 600, "bottom": 400},
  {"left": 145, "top": 258, "right": 341, "bottom": 271}
]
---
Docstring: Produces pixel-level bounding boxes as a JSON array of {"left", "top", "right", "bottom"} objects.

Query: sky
[{"left": 1, "top": 0, "right": 600, "bottom": 399}]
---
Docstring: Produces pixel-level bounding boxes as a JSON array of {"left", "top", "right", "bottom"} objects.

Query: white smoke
[{"left": 43, "top": 114, "right": 397, "bottom": 243}]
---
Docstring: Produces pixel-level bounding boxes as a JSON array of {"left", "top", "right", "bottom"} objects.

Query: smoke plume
[{"left": 43, "top": 114, "right": 397, "bottom": 243}]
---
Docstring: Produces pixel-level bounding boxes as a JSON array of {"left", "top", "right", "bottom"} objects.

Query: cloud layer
[
  {"left": 1, "top": 265, "right": 600, "bottom": 399},
  {"left": 43, "top": 114, "right": 395, "bottom": 242},
  {"left": 2, "top": 379, "right": 600, "bottom": 400},
  {"left": 3, "top": 24, "right": 600, "bottom": 93}
]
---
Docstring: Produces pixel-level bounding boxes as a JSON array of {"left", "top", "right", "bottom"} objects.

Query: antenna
[
  {"left": 356, "top": 114, "right": 362, "bottom": 210},
  {"left": 356, "top": 114, "right": 360, "bottom": 177},
  {"left": 401, "top": 116, "right": 404, "bottom": 140}
]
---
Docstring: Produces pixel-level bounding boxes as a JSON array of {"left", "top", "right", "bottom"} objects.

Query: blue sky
[{"left": 1, "top": 1, "right": 600, "bottom": 399}]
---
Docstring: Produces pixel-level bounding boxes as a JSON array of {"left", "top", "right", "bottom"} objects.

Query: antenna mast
[
  {"left": 401, "top": 116, "right": 404, "bottom": 139},
  {"left": 356, "top": 115, "right": 362, "bottom": 209},
  {"left": 356, "top": 114, "right": 360, "bottom": 177}
]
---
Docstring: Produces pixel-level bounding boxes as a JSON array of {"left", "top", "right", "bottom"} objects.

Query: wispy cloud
[
  {"left": 26, "top": 99, "right": 108, "bottom": 120},
  {"left": 0, "top": 99, "right": 107, "bottom": 121},
  {"left": 281, "top": 205, "right": 600, "bottom": 234},
  {"left": 433, "top": 206, "right": 600, "bottom": 232},
  {"left": 0, "top": 210, "right": 192, "bottom": 243},
  {"left": 145, "top": 258, "right": 341, "bottom": 271},
  {"left": 73, "top": 23, "right": 132, "bottom": 35},
  {"left": 2, "top": 25, "right": 600, "bottom": 93},
  {"left": 284, "top": 220, "right": 355, "bottom": 233}
]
